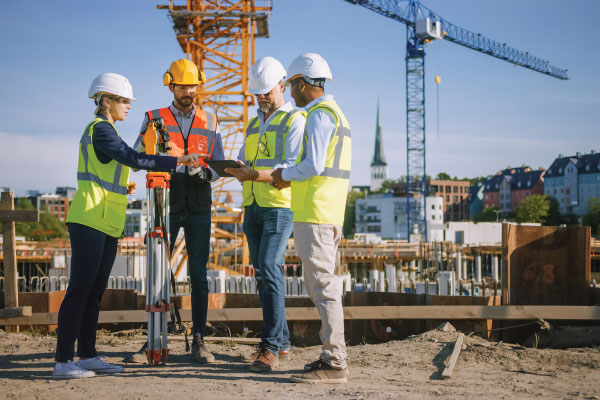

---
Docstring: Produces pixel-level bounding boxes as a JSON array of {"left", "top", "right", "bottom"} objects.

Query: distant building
[
  {"left": 55, "top": 187, "right": 76, "bottom": 199},
  {"left": 28, "top": 193, "right": 70, "bottom": 222},
  {"left": 482, "top": 166, "right": 545, "bottom": 213},
  {"left": 428, "top": 179, "right": 470, "bottom": 221},
  {"left": 468, "top": 184, "right": 484, "bottom": 219},
  {"left": 370, "top": 99, "right": 388, "bottom": 192},
  {"left": 125, "top": 199, "right": 147, "bottom": 237},
  {"left": 544, "top": 151, "right": 600, "bottom": 216},
  {"left": 24, "top": 187, "right": 75, "bottom": 222},
  {"left": 355, "top": 195, "right": 443, "bottom": 240}
]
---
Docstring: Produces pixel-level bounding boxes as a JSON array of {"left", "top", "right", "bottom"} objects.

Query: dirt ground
[{"left": 1, "top": 328, "right": 599, "bottom": 400}]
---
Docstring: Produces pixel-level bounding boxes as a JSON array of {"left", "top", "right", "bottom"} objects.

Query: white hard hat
[
  {"left": 249, "top": 56, "right": 287, "bottom": 95},
  {"left": 88, "top": 72, "right": 137, "bottom": 101},
  {"left": 285, "top": 53, "right": 332, "bottom": 86}
]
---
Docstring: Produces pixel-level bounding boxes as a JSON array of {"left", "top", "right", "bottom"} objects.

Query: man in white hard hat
[
  {"left": 224, "top": 56, "right": 306, "bottom": 372},
  {"left": 272, "top": 53, "right": 352, "bottom": 384}
]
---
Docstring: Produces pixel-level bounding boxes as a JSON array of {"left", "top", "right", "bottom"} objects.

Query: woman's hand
[
  {"left": 177, "top": 153, "right": 207, "bottom": 166},
  {"left": 127, "top": 182, "right": 137, "bottom": 196}
]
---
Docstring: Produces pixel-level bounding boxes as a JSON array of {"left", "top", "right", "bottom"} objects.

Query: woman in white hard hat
[{"left": 52, "top": 73, "right": 201, "bottom": 379}]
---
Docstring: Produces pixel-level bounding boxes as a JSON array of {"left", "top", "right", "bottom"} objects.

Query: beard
[
  {"left": 177, "top": 95, "right": 194, "bottom": 108},
  {"left": 258, "top": 100, "right": 274, "bottom": 114}
]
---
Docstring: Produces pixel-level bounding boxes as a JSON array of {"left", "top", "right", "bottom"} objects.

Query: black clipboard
[{"left": 206, "top": 160, "right": 240, "bottom": 177}]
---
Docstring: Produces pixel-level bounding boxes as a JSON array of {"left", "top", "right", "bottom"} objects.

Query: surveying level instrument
[{"left": 143, "top": 118, "right": 172, "bottom": 365}]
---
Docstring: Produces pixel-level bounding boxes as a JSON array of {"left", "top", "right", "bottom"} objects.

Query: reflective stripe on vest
[
  {"left": 66, "top": 117, "right": 131, "bottom": 237},
  {"left": 299, "top": 118, "right": 351, "bottom": 180},
  {"left": 148, "top": 107, "right": 217, "bottom": 170},
  {"left": 291, "top": 100, "right": 351, "bottom": 226},
  {"left": 242, "top": 110, "right": 303, "bottom": 208},
  {"left": 77, "top": 120, "right": 128, "bottom": 195},
  {"left": 254, "top": 111, "right": 294, "bottom": 168}
]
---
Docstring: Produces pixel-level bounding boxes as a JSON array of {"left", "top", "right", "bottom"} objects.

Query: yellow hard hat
[{"left": 163, "top": 59, "right": 206, "bottom": 86}]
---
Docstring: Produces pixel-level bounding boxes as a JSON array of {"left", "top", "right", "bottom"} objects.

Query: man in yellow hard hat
[
  {"left": 135, "top": 59, "right": 224, "bottom": 364},
  {"left": 272, "top": 53, "right": 351, "bottom": 384},
  {"left": 224, "top": 56, "right": 306, "bottom": 372}
]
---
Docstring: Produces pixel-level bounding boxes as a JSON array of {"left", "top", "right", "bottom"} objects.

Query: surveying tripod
[{"left": 142, "top": 118, "right": 187, "bottom": 365}]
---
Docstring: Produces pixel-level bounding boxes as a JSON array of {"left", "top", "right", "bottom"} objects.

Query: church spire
[
  {"left": 370, "top": 96, "right": 389, "bottom": 192},
  {"left": 371, "top": 96, "right": 387, "bottom": 166}
]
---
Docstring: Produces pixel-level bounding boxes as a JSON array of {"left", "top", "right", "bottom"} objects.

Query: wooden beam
[
  {"left": 2, "top": 192, "right": 19, "bottom": 333},
  {"left": 170, "top": 336, "right": 261, "bottom": 344},
  {"left": 0, "top": 210, "right": 39, "bottom": 222},
  {"left": 0, "top": 306, "right": 32, "bottom": 319},
  {"left": 442, "top": 333, "right": 464, "bottom": 379},
  {"left": 1, "top": 306, "right": 599, "bottom": 326}
]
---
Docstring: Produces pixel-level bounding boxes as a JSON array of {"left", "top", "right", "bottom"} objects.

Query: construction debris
[
  {"left": 524, "top": 320, "right": 600, "bottom": 349},
  {"left": 441, "top": 333, "right": 465, "bottom": 379},
  {"left": 436, "top": 322, "right": 456, "bottom": 332}
]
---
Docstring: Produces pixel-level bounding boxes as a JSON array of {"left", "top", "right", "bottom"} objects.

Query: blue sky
[{"left": 1, "top": 0, "right": 598, "bottom": 198}]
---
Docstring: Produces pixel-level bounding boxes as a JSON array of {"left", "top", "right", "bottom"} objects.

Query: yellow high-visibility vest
[
  {"left": 242, "top": 109, "right": 305, "bottom": 208},
  {"left": 291, "top": 99, "right": 351, "bottom": 226},
  {"left": 66, "top": 117, "right": 130, "bottom": 237}
]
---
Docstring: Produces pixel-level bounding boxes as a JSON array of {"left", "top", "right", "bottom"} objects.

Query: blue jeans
[
  {"left": 170, "top": 211, "right": 211, "bottom": 337},
  {"left": 244, "top": 202, "right": 293, "bottom": 354}
]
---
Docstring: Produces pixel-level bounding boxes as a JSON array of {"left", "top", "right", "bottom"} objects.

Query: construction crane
[
  {"left": 343, "top": 0, "right": 568, "bottom": 242},
  {"left": 157, "top": 0, "right": 272, "bottom": 270}
]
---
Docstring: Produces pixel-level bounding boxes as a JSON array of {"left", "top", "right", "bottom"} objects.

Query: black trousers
[{"left": 55, "top": 223, "right": 118, "bottom": 362}]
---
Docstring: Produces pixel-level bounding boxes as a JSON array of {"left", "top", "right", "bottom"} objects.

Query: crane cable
[{"left": 435, "top": 75, "right": 441, "bottom": 141}]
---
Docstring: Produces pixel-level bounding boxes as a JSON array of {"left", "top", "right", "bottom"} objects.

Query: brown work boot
[
  {"left": 249, "top": 348, "right": 278, "bottom": 372},
  {"left": 191, "top": 340, "right": 215, "bottom": 364},
  {"left": 242, "top": 349, "right": 291, "bottom": 363},
  {"left": 278, "top": 349, "right": 291, "bottom": 361},
  {"left": 291, "top": 360, "right": 348, "bottom": 384}
]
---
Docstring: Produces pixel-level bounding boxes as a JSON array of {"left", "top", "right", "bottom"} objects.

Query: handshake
[
  {"left": 270, "top": 168, "right": 289, "bottom": 190},
  {"left": 224, "top": 161, "right": 290, "bottom": 190}
]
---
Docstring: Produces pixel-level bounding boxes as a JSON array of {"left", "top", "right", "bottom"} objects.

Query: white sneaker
[
  {"left": 77, "top": 357, "right": 124, "bottom": 373},
  {"left": 52, "top": 361, "right": 96, "bottom": 379}
]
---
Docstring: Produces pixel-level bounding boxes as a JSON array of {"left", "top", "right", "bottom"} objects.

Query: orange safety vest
[{"left": 146, "top": 107, "right": 217, "bottom": 167}]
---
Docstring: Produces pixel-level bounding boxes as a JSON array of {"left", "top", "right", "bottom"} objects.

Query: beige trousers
[{"left": 293, "top": 222, "right": 347, "bottom": 369}]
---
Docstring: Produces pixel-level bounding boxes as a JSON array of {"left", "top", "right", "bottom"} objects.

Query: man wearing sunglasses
[
  {"left": 225, "top": 56, "right": 306, "bottom": 372},
  {"left": 271, "top": 53, "right": 352, "bottom": 384}
]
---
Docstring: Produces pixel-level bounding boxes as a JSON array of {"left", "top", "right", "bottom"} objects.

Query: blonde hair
[{"left": 93, "top": 93, "right": 120, "bottom": 116}]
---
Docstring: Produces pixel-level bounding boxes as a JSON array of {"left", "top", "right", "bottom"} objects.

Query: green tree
[
  {"left": 371, "top": 178, "right": 404, "bottom": 194},
  {"left": 563, "top": 212, "right": 579, "bottom": 225},
  {"left": 583, "top": 197, "right": 600, "bottom": 238},
  {"left": 473, "top": 206, "right": 502, "bottom": 222},
  {"left": 516, "top": 194, "right": 549, "bottom": 223},
  {"left": 343, "top": 189, "right": 367, "bottom": 238},
  {"left": 15, "top": 198, "right": 68, "bottom": 241},
  {"left": 435, "top": 172, "right": 451, "bottom": 180},
  {"left": 543, "top": 196, "right": 564, "bottom": 226}
]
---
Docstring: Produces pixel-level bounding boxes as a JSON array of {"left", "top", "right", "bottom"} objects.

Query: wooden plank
[
  {"left": 2, "top": 306, "right": 599, "bottom": 326},
  {"left": 441, "top": 333, "right": 464, "bottom": 379},
  {"left": 0, "top": 210, "right": 39, "bottom": 222},
  {"left": 0, "top": 306, "right": 32, "bottom": 319},
  {"left": 174, "top": 336, "right": 261, "bottom": 344}
]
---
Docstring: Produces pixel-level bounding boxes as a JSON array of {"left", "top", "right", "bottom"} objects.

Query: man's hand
[
  {"left": 271, "top": 168, "right": 290, "bottom": 190},
  {"left": 225, "top": 160, "right": 257, "bottom": 182}
]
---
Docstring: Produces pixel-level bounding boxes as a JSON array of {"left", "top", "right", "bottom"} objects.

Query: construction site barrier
[{"left": 9, "top": 272, "right": 507, "bottom": 299}]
